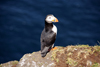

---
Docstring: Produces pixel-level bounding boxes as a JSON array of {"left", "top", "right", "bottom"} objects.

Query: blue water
[{"left": 0, "top": 0, "right": 100, "bottom": 63}]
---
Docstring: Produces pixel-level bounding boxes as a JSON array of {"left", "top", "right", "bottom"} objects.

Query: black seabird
[{"left": 40, "top": 14, "right": 58, "bottom": 57}]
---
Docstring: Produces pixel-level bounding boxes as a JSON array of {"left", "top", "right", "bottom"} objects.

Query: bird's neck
[{"left": 45, "top": 21, "right": 53, "bottom": 32}]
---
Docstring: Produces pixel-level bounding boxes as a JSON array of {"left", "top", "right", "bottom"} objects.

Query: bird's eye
[{"left": 48, "top": 17, "right": 51, "bottom": 19}]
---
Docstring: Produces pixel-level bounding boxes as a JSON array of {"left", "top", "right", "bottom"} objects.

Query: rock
[
  {"left": 52, "top": 45, "right": 100, "bottom": 67},
  {"left": 0, "top": 60, "right": 18, "bottom": 67},
  {"left": 16, "top": 51, "right": 56, "bottom": 67},
  {"left": 1, "top": 45, "right": 100, "bottom": 67}
]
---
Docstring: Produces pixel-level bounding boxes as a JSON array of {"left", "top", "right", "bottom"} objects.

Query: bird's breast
[{"left": 52, "top": 25, "right": 57, "bottom": 34}]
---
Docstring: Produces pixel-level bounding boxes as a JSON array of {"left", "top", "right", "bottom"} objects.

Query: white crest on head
[{"left": 45, "top": 15, "right": 55, "bottom": 23}]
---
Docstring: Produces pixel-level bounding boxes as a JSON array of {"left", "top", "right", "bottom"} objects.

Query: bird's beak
[{"left": 52, "top": 17, "right": 59, "bottom": 22}]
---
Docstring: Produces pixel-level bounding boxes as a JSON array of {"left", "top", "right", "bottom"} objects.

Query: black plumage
[{"left": 40, "top": 15, "right": 58, "bottom": 57}]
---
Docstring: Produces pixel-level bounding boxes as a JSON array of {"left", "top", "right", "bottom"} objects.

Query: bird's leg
[
  {"left": 51, "top": 44, "right": 57, "bottom": 50},
  {"left": 51, "top": 47, "right": 57, "bottom": 50}
]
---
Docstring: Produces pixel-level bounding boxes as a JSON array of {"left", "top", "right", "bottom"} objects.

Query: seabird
[{"left": 40, "top": 14, "right": 58, "bottom": 57}]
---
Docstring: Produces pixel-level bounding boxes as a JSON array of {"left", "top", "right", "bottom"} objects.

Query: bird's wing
[
  {"left": 41, "top": 29, "right": 56, "bottom": 46},
  {"left": 40, "top": 29, "right": 56, "bottom": 51}
]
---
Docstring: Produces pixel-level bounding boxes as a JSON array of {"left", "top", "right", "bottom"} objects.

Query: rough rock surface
[
  {"left": 16, "top": 51, "right": 55, "bottom": 67},
  {"left": 53, "top": 45, "right": 100, "bottom": 67},
  {"left": 0, "top": 60, "right": 18, "bottom": 67},
  {"left": 1, "top": 45, "right": 100, "bottom": 67}
]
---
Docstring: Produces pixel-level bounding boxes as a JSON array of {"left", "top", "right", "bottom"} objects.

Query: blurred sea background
[{"left": 0, "top": 0, "right": 100, "bottom": 63}]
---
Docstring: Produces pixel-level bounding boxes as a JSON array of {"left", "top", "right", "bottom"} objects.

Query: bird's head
[{"left": 45, "top": 14, "right": 59, "bottom": 23}]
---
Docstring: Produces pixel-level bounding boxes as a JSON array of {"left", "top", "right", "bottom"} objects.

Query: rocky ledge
[{"left": 0, "top": 45, "right": 100, "bottom": 67}]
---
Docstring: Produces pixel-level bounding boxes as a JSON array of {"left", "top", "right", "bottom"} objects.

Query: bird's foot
[{"left": 51, "top": 47, "right": 57, "bottom": 50}]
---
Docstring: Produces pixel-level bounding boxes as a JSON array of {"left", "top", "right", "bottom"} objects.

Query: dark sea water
[{"left": 0, "top": 0, "right": 100, "bottom": 63}]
